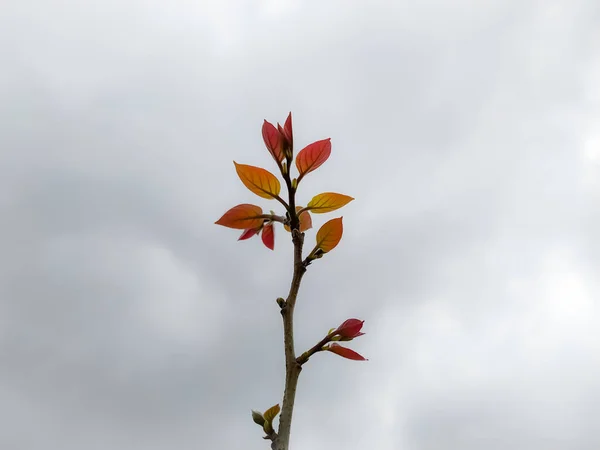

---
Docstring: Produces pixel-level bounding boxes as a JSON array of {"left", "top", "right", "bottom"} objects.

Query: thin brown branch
[
  {"left": 274, "top": 229, "right": 306, "bottom": 450},
  {"left": 296, "top": 332, "right": 335, "bottom": 366},
  {"left": 272, "top": 159, "right": 307, "bottom": 450},
  {"left": 273, "top": 194, "right": 290, "bottom": 211}
]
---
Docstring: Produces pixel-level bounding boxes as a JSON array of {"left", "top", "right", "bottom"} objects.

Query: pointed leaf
[
  {"left": 284, "top": 207, "right": 312, "bottom": 232},
  {"left": 261, "top": 223, "right": 275, "bottom": 250},
  {"left": 295, "top": 138, "right": 331, "bottom": 178},
  {"left": 263, "top": 404, "right": 281, "bottom": 423},
  {"left": 283, "top": 112, "right": 293, "bottom": 149},
  {"left": 307, "top": 192, "right": 354, "bottom": 214},
  {"left": 262, "top": 120, "right": 284, "bottom": 163},
  {"left": 239, "top": 227, "right": 261, "bottom": 240},
  {"left": 215, "top": 204, "right": 264, "bottom": 230},
  {"left": 315, "top": 217, "right": 343, "bottom": 253},
  {"left": 234, "top": 162, "right": 281, "bottom": 199},
  {"left": 327, "top": 343, "right": 368, "bottom": 361}
]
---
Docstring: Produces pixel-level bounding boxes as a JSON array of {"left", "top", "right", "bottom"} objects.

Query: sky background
[{"left": 1, "top": 0, "right": 599, "bottom": 449}]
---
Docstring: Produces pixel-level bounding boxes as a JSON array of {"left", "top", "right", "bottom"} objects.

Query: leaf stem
[
  {"left": 258, "top": 214, "right": 288, "bottom": 225},
  {"left": 296, "top": 332, "right": 334, "bottom": 365},
  {"left": 273, "top": 195, "right": 290, "bottom": 211}
]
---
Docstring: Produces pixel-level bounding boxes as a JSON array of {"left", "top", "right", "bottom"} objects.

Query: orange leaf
[
  {"left": 299, "top": 210, "right": 313, "bottom": 232},
  {"left": 307, "top": 192, "right": 354, "bottom": 214},
  {"left": 295, "top": 138, "right": 331, "bottom": 178},
  {"left": 215, "top": 204, "right": 264, "bottom": 230},
  {"left": 234, "top": 162, "right": 281, "bottom": 199},
  {"left": 284, "top": 207, "right": 313, "bottom": 232},
  {"left": 261, "top": 223, "right": 275, "bottom": 250},
  {"left": 327, "top": 343, "right": 368, "bottom": 361},
  {"left": 262, "top": 120, "right": 284, "bottom": 163},
  {"left": 315, "top": 217, "right": 343, "bottom": 253}
]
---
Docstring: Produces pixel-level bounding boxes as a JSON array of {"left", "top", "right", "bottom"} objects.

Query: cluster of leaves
[
  {"left": 297, "top": 318, "right": 368, "bottom": 364},
  {"left": 215, "top": 113, "right": 366, "bottom": 446},
  {"left": 252, "top": 404, "right": 281, "bottom": 438},
  {"left": 215, "top": 113, "right": 353, "bottom": 255}
]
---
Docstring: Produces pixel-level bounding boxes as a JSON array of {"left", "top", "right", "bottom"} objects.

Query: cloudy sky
[{"left": 1, "top": 0, "right": 599, "bottom": 449}]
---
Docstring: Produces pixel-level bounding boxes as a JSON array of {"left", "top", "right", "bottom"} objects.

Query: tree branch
[
  {"left": 296, "top": 332, "right": 334, "bottom": 366},
  {"left": 274, "top": 228, "right": 306, "bottom": 450}
]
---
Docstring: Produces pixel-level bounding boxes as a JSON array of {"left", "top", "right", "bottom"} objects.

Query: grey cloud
[{"left": 1, "top": 0, "right": 599, "bottom": 449}]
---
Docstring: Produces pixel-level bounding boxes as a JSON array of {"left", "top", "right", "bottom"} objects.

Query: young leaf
[
  {"left": 327, "top": 343, "right": 368, "bottom": 361},
  {"left": 262, "top": 120, "right": 284, "bottom": 163},
  {"left": 278, "top": 123, "right": 292, "bottom": 159},
  {"left": 334, "top": 319, "right": 365, "bottom": 339},
  {"left": 283, "top": 112, "right": 293, "bottom": 149},
  {"left": 299, "top": 209, "right": 313, "bottom": 232},
  {"left": 215, "top": 204, "right": 264, "bottom": 230},
  {"left": 251, "top": 410, "right": 266, "bottom": 426},
  {"left": 307, "top": 192, "right": 354, "bottom": 214},
  {"left": 263, "top": 404, "right": 281, "bottom": 423},
  {"left": 239, "top": 227, "right": 261, "bottom": 241},
  {"left": 315, "top": 217, "right": 343, "bottom": 253},
  {"left": 261, "top": 223, "right": 275, "bottom": 250},
  {"left": 234, "top": 162, "right": 281, "bottom": 199},
  {"left": 284, "top": 206, "right": 313, "bottom": 233},
  {"left": 295, "top": 138, "right": 331, "bottom": 179}
]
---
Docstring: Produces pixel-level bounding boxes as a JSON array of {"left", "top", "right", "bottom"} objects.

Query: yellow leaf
[
  {"left": 307, "top": 192, "right": 354, "bottom": 214},
  {"left": 263, "top": 404, "right": 281, "bottom": 423}
]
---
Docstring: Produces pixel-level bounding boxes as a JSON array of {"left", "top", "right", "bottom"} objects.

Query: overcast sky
[{"left": 1, "top": 1, "right": 599, "bottom": 449}]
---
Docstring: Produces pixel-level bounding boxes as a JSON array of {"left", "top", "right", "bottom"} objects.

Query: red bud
[{"left": 334, "top": 318, "right": 365, "bottom": 339}]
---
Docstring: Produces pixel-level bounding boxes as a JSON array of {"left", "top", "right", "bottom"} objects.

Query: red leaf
[
  {"left": 261, "top": 223, "right": 275, "bottom": 250},
  {"left": 295, "top": 138, "right": 331, "bottom": 179},
  {"left": 334, "top": 319, "right": 365, "bottom": 339},
  {"left": 327, "top": 343, "right": 367, "bottom": 361},
  {"left": 238, "top": 227, "right": 261, "bottom": 240},
  {"left": 283, "top": 112, "right": 293, "bottom": 149},
  {"left": 215, "top": 204, "right": 264, "bottom": 230},
  {"left": 262, "top": 120, "right": 284, "bottom": 163},
  {"left": 234, "top": 162, "right": 281, "bottom": 199},
  {"left": 315, "top": 217, "right": 343, "bottom": 253}
]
